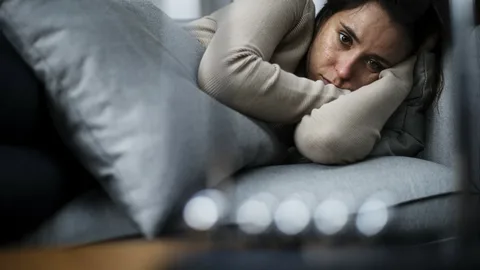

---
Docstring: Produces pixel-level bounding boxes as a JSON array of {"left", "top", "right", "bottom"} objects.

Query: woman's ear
[{"left": 418, "top": 32, "right": 439, "bottom": 52}]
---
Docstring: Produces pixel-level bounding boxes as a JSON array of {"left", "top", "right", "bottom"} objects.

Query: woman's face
[{"left": 308, "top": 1, "right": 413, "bottom": 90}]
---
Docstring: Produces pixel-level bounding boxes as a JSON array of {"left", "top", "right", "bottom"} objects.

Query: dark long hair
[{"left": 314, "top": 0, "right": 448, "bottom": 110}]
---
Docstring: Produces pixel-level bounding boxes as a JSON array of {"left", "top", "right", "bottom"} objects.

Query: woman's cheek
[
  {"left": 362, "top": 73, "right": 381, "bottom": 87},
  {"left": 369, "top": 73, "right": 381, "bottom": 83},
  {"left": 308, "top": 31, "right": 339, "bottom": 80},
  {"left": 322, "top": 35, "right": 339, "bottom": 64},
  {"left": 311, "top": 45, "right": 337, "bottom": 79}
]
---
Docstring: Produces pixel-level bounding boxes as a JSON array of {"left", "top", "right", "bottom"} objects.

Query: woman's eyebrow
[{"left": 340, "top": 22, "right": 360, "bottom": 44}]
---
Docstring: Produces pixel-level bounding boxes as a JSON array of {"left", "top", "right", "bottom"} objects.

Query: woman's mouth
[{"left": 320, "top": 75, "right": 332, "bottom": 85}]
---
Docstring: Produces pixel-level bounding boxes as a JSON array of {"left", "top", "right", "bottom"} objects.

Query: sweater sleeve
[
  {"left": 294, "top": 57, "right": 417, "bottom": 165},
  {"left": 195, "top": 0, "right": 349, "bottom": 124}
]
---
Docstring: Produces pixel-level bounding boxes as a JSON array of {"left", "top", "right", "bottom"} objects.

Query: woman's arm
[
  {"left": 294, "top": 57, "right": 417, "bottom": 165},
  {"left": 195, "top": 0, "right": 349, "bottom": 124}
]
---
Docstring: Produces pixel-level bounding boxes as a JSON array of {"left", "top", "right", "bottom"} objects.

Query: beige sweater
[{"left": 185, "top": 0, "right": 415, "bottom": 164}]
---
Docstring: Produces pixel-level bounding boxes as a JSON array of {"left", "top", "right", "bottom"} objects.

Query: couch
[{"left": 0, "top": 1, "right": 466, "bottom": 247}]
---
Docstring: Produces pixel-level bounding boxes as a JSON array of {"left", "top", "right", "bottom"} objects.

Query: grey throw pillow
[
  {"left": 369, "top": 52, "right": 436, "bottom": 158},
  {"left": 0, "top": 0, "right": 284, "bottom": 237}
]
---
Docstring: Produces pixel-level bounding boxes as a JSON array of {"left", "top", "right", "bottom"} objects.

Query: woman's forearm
[{"left": 198, "top": 55, "right": 350, "bottom": 123}]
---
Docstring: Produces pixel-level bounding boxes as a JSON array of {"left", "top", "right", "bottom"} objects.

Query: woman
[{"left": 185, "top": 0, "right": 443, "bottom": 164}]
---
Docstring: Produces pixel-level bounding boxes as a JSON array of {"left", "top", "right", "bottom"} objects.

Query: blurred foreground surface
[
  {"left": 0, "top": 240, "right": 203, "bottom": 270},
  {"left": 1, "top": 239, "right": 480, "bottom": 270}
]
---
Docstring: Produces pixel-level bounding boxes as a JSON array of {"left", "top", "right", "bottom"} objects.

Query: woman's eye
[
  {"left": 367, "top": 59, "right": 384, "bottom": 73},
  {"left": 339, "top": 32, "right": 352, "bottom": 46}
]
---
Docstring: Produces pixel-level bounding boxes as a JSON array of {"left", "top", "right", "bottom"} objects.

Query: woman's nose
[{"left": 335, "top": 56, "right": 356, "bottom": 82}]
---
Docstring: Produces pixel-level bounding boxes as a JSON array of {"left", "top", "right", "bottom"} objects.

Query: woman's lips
[{"left": 320, "top": 76, "right": 332, "bottom": 85}]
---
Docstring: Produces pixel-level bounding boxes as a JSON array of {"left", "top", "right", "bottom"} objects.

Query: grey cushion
[
  {"left": 393, "top": 194, "right": 460, "bottom": 236},
  {"left": 425, "top": 26, "right": 480, "bottom": 167},
  {"left": 370, "top": 52, "right": 436, "bottom": 158},
  {"left": 424, "top": 50, "right": 457, "bottom": 167},
  {"left": 0, "top": 0, "right": 284, "bottom": 238},
  {"left": 19, "top": 190, "right": 139, "bottom": 247},
  {"left": 230, "top": 156, "right": 458, "bottom": 234}
]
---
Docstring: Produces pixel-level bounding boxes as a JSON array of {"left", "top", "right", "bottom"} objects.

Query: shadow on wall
[
  {"left": 313, "top": 0, "right": 326, "bottom": 14},
  {"left": 150, "top": 0, "right": 231, "bottom": 20},
  {"left": 151, "top": 0, "right": 326, "bottom": 20}
]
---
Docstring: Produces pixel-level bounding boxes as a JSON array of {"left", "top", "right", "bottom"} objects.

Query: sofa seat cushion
[{"left": 230, "top": 156, "right": 458, "bottom": 235}]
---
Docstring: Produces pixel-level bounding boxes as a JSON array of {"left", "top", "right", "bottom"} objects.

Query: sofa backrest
[
  {"left": 424, "top": 27, "right": 480, "bottom": 168},
  {"left": 423, "top": 49, "right": 457, "bottom": 167}
]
